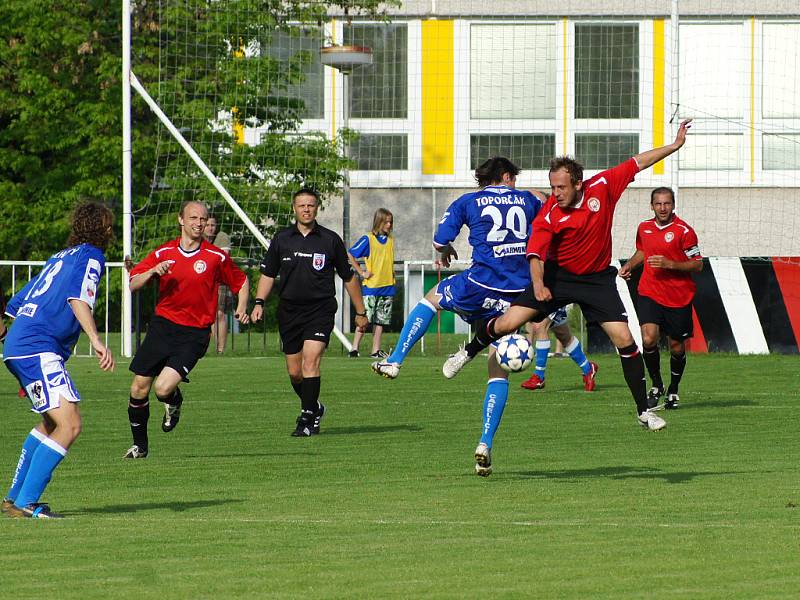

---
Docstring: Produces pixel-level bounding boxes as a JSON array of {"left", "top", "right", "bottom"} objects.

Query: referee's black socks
[
  {"left": 128, "top": 396, "right": 150, "bottom": 450},
  {"left": 300, "top": 376, "right": 321, "bottom": 413},
  {"left": 617, "top": 344, "right": 649, "bottom": 414}
]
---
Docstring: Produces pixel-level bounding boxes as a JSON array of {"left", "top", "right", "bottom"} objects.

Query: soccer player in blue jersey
[
  {"left": 371, "top": 157, "right": 544, "bottom": 475},
  {"left": 2, "top": 202, "right": 115, "bottom": 519}
]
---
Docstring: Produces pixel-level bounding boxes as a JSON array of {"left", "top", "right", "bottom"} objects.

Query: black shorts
[
  {"left": 129, "top": 315, "right": 211, "bottom": 381},
  {"left": 512, "top": 263, "right": 627, "bottom": 325},
  {"left": 636, "top": 295, "right": 694, "bottom": 340},
  {"left": 278, "top": 297, "right": 337, "bottom": 355}
]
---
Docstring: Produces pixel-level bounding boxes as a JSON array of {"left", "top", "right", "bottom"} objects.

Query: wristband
[
  {"left": 254, "top": 298, "right": 265, "bottom": 306},
  {"left": 355, "top": 311, "right": 366, "bottom": 317}
]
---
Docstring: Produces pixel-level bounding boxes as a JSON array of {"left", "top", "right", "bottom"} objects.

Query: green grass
[{"left": 1, "top": 352, "right": 798, "bottom": 599}]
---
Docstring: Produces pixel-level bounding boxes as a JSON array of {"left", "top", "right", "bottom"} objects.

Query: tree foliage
[{"left": 0, "top": 0, "right": 397, "bottom": 265}]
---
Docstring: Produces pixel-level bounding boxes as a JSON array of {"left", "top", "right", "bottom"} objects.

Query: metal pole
[
  {"left": 671, "top": 0, "right": 680, "bottom": 209},
  {"left": 121, "top": 0, "right": 133, "bottom": 357},
  {"left": 341, "top": 70, "right": 352, "bottom": 337}
]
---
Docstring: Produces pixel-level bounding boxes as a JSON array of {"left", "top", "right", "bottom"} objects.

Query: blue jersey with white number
[
  {"left": 434, "top": 186, "right": 542, "bottom": 293},
  {"left": 4, "top": 244, "right": 106, "bottom": 361}
]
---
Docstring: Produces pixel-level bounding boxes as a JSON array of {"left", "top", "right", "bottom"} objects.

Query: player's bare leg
[
  {"left": 445, "top": 305, "right": 540, "bottom": 379},
  {"left": 7, "top": 398, "right": 79, "bottom": 519},
  {"left": 640, "top": 322, "right": 664, "bottom": 408},
  {"left": 474, "top": 350, "right": 510, "bottom": 477},
  {"left": 153, "top": 367, "right": 184, "bottom": 433},
  {"left": 288, "top": 340, "right": 327, "bottom": 436},
  {"left": 600, "top": 321, "right": 665, "bottom": 431},
  {"left": 665, "top": 337, "right": 687, "bottom": 409},
  {"left": 125, "top": 374, "right": 155, "bottom": 458}
]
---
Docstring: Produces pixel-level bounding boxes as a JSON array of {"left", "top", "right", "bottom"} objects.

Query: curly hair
[{"left": 67, "top": 201, "right": 114, "bottom": 250}]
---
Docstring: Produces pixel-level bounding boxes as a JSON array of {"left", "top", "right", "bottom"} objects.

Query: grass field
[{"left": 1, "top": 350, "right": 798, "bottom": 599}]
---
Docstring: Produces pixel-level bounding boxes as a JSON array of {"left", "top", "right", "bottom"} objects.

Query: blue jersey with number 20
[
  {"left": 4, "top": 244, "right": 106, "bottom": 361},
  {"left": 434, "top": 186, "right": 542, "bottom": 293}
]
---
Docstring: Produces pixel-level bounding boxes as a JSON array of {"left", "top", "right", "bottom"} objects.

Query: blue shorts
[
  {"left": 4, "top": 352, "right": 81, "bottom": 414},
  {"left": 436, "top": 272, "right": 519, "bottom": 323}
]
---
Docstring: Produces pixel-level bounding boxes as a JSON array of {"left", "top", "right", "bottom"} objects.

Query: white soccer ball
[{"left": 494, "top": 333, "right": 533, "bottom": 373}]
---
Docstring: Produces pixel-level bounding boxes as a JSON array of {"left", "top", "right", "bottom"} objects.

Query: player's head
[
  {"left": 178, "top": 201, "right": 209, "bottom": 241},
  {"left": 549, "top": 156, "right": 584, "bottom": 208},
  {"left": 474, "top": 157, "right": 520, "bottom": 188},
  {"left": 371, "top": 208, "right": 393, "bottom": 236},
  {"left": 68, "top": 201, "right": 114, "bottom": 250},
  {"left": 203, "top": 215, "right": 218, "bottom": 241},
  {"left": 293, "top": 188, "right": 320, "bottom": 226},
  {"left": 650, "top": 186, "right": 675, "bottom": 224}
]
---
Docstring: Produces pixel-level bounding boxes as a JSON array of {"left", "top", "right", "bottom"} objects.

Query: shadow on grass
[
  {"left": 321, "top": 424, "right": 424, "bottom": 436},
  {"left": 71, "top": 498, "right": 243, "bottom": 515},
  {"left": 670, "top": 399, "right": 757, "bottom": 410},
  {"left": 506, "top": 465, "right": 750, "bottom": 484}
]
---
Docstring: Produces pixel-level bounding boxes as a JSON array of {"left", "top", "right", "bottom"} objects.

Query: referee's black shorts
[
  {"left": 636, "top": 295, "right": 694, "bottom": 340},
  {"left": 512, "top": 262, "right": 628, "bottom": 324},
  {"left": 129, "top": 315, "right": 211, "bottom": 381},
  {"left": 278, "top": 297, "right": 337, "bottom": 355}
]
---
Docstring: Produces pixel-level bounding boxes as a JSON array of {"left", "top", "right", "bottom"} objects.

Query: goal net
[{"left": 126, "top": 1, "right": 800, "bottom": 354}]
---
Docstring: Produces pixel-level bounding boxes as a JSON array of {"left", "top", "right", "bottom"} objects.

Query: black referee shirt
[{"left": 259, "top": 221, "right": 354, "bottom": 302}]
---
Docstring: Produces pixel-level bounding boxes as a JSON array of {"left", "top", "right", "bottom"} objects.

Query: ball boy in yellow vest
[{"left": 347, "top": 208, "right": 395, "bottom": 358}]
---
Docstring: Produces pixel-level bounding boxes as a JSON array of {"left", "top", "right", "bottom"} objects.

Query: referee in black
[{"left": 251, "top": 188, "right": 369, "bottom": 436}]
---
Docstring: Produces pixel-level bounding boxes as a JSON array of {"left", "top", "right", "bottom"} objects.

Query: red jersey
[
  {"left": 131, "top": 238, "right": 247, "bottom": 328},
  {"left": 527, "top": 158, "right": 639, "bottom": 275},
  {"left": 636, "top": 215, "right": 701, "bottom": 308}
]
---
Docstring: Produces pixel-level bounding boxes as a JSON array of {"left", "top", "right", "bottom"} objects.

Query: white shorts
[{"left": 4, "top": 352, "right": 81, "bottom": 414}]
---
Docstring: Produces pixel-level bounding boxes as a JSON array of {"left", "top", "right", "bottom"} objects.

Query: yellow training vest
[{"left": 364, "top": 233, "right": 395, "bottom": 289}]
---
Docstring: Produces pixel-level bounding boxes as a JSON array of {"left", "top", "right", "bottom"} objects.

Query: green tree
[{"left": 0, "top": 0, "right": 396, "bottom": 325}]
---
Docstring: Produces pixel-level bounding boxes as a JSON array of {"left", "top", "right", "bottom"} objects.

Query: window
[
  {"left": 470, "top": 24, "right": 557, "bottom": 119},
  {"left": 679, "top": 23, "right": 745, "bottom": 119},
  {"left": 344, "top": 24, "right": 408, "bottom": 119},
  {"left": 575, "top": 24, "right": 639, "bottom": 119},
  {"left": 575, "top": 134, "right": 638, "bottom": 169},
  {"left": 470, "top": 134, "right": 555, "bottom": 170},
  {"left": 266, "top": 29, "right": 324, "bottom": 120},
  {"left": 350, "top": 134, "right": 408, "bottom": 170},
  {"left": 763, "top": 134, "right": 800, "bottom": 170},
  {"left": 762, "top": 23, "right": 800, "bottom": 118},
  {"left": 680, "top": 134, "right": 743, "bottom": 170}
]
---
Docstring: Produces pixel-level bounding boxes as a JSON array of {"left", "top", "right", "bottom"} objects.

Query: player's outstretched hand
[
  {"left": 236, "top": 310, "right": 250, "bottom": 325},
  {"left": 675, "top": 119, "right": 692, "bottom": 147},
  {"left": 250, "top": 305, "right": 263, "bottom": 323},
  {"left": 92, "top": 341, "right": 115, "bottom": 372}
]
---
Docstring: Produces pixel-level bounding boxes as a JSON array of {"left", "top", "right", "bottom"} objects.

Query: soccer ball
[{"left": 494, "top": 334, "right": 533, "bottom": 373}]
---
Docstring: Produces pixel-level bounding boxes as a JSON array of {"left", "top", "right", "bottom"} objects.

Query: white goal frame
[{"left": 120, "top": 0, "right": 353, "bottom": 357}]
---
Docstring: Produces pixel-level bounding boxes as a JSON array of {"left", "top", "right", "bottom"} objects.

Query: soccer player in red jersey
[
  {"left": 123, "top": 201, "right": 250, "bottom": 458},
  {"left": 444, "top": 119, "right": 692, "bottom": 432},
  {"left": 619, "top": 187, "right": 702, "bottom": 410}
]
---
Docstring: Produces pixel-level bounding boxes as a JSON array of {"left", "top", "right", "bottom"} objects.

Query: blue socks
[
  {"left": 386, "top": 299, "right": 436, "bottom": 364},
  {"left": 6, "top": 429, "right": 47, "bottom": 503},
  {"left": 565, "top": 336, "right": 592, "bottom": 376},
  {"left": 479, "top": 378, "right": 509, "bottom": 448},
  {"left": 534, "top": 339, "right": 550, "bottom": 380},
  {"left": 13, "top": 437, "right": 67, "bottom": 508}
]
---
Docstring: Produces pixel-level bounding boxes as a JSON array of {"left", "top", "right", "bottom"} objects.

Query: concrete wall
[{"left": 317, "top": 187, "right": 800, "bottom": 262}]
